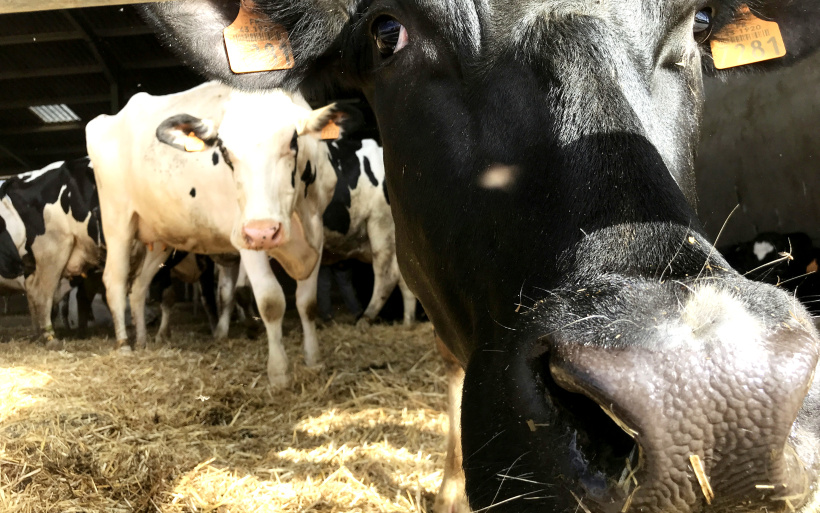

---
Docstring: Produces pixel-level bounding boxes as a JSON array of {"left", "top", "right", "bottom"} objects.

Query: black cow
[{"left": 143, "top": 2, "right": 820, "bottom": 512}]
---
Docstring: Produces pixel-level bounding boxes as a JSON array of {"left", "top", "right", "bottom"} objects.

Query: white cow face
[{"left": 154, "top": 89, "right": 344, "bottom": 278}]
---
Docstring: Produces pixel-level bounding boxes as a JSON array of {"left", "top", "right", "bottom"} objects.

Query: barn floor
[{"left": 0, "top": 307, "right": 446, "bottom": 512}]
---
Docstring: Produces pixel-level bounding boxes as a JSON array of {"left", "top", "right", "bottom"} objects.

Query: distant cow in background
[
  {"left": 323, "top": 138, "right": 416, "bottom": 326},
  {"left": 723, "top": 232, "right": 820, "bottom": 315},
  {"left": 0, "top": 158, "right": 104, "bottom": 348},
  {"left": 87, "top": 81, "right": 350, "bottom": 387},
  {"left": 0, "top": 198, "right": 23, "bottom": 281}
]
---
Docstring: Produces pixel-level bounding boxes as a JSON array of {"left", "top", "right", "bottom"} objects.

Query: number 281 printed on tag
[{"left": 710, "top": 5, "right": 786, "bottom": 69}]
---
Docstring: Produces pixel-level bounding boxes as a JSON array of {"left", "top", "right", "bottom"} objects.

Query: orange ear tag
[
  {"left": 710, "top": 4, "right": 786, "bottom": 69},
  {"left": 320, "top": 120, "right": 341, "bottom": 140},
  {"left": 223, "top": 1, "right": 295, "bottom": 73},
  {"left": 184, "top": 132, "right": 206, "bottom": 152}
]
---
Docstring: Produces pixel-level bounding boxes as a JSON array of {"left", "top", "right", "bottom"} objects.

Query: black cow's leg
[
  {"left": 76, "top": 278, "right": 92, "bottom": 337},
  {"left": 434, "top": 334, "right": 470, "bottom": 513},
  {"left": 198, "top": 257, "right": 219, "bottom": 334}
]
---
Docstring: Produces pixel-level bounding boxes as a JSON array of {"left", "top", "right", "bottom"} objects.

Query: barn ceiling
[{"left": 0, "top": 3, "right": 205, "bottom": 176}]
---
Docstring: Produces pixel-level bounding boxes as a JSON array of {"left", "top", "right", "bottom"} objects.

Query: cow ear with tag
[
  {"left": 140, "top": 1, "right": 348, "bottom": 93},
  {"left": 156, "top": 114, "right": 219, "bottom": 153},
  {"left": 702, "top": 2, "right": 820, "bottom": 74},
  {"left": 296, "top": 103, "right": 363, "bottom": 141}
]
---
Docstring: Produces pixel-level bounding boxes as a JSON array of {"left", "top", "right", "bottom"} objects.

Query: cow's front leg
[
  {"left": 214, "top": 261, "right": 240, "bottom": 339},
  {"left": 239, "top": 249, "right": 289, "bottom": 388},
  {"left": 129, "top": 246, "right": 171, "bottom": 349},
  {"left": 434, "top": 335, "right": 470, "bottom": 513},
  {"left": 295, "top": 253, "right": 321, "bottom": 367}
]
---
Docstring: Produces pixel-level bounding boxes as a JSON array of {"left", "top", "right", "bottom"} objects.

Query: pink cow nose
[{"left": 242, "top": 220, "right": 283, "bottom": 249}]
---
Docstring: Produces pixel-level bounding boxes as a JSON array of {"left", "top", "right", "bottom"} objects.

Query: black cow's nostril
[{"left": 538, "top": 352, "right": 639, "bottom": 496}]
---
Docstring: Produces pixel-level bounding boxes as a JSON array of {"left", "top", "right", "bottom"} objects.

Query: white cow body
[{"left": 87, "top": 81, "right": 343, "bottom": 386}]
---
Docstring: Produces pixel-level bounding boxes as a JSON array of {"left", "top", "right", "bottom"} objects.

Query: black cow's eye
[
  {"left": 693, "top": 8, "right": 713, "bottom": 41},
  {"left": 372, "top": 16, "right": 407, "bottom": 56}
]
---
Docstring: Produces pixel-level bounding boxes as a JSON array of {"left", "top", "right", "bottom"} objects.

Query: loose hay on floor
[{"left": 0, "top": 316, "right": 446, "bottom": 512}]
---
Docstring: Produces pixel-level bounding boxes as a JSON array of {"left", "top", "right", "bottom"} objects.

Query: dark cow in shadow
[{"left": 144, "top": 2, "right": 820, "bottom": 512}]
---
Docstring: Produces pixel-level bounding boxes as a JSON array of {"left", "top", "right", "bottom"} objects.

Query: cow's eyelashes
[
  {"left": 372, "top": 16, "right": 408, "bottom": 56},
  {"left": 693, "top": 8, "right": 713, "bottom": 43}
]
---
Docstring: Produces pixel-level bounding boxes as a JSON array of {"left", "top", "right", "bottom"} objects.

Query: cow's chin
[{"left": 460, "top": 276, "right": 820, "bottom": 513}]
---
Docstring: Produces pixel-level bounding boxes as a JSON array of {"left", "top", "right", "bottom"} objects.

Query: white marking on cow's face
[
  {"left": 479, "top": 164, "right": 519, "bottom": 191},
  {"left": 680, "top": 286, "right": 763, "bottom": 352},
  {"left": 18, "top": 160, "right": 64, "bottom": 182},
  {"left": 753, "top": 241, "right": 776, "bottom": 261},
  {"left": 218, "top": 90, "right": 311, "bottom": 249}
]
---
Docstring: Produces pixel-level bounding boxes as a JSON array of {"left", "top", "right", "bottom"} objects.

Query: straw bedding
[{"left": 0, "top": 310, "right": 447, "bottom": 512}]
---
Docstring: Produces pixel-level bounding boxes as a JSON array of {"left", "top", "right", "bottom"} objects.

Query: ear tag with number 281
[{"left": 710, "top": 4, "right": 786, "bottom": 69}]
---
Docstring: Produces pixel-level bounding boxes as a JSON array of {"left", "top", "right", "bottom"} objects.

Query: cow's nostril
[
  {"left": 242, "top": 221, "right": 282, "bottom": 248},
  {"left": 539, "top": 353, "right": 639, "bottom": 496}
]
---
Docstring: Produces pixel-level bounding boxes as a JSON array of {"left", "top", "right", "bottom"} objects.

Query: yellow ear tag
[
  {"left": 710, "top": 4, "right": 786, "bottom": 69},
  {"left": 223, "top": 1, "right": 295, "bottom": 73},
  {"left": 184, "top": 132, "right": 206, "bottom": 152},
  {"left": 320, "top": 120, "right": 341, "bottom": 140},
  {"left": 807, "top": 259, "right": 818, "bottom": 274}
]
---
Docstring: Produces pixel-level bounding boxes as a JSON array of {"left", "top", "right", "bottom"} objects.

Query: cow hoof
[
  {"left": 355, "top": 317, "right": 372, "bottom": 331},
  {"left": 45, "top": 338, "right": 64, "bottom": 351},
  {"left": 305, "top": 359, "right": 324, "bottom": 370},
  {"left": 115, "top": 340, "right": 133, "bottom": 354},
  {"left": 267, "top": 372, "right": 290, "bottom": 389},
  {"left": 434, "top": 477, "right": 470, "bottom": 513}
]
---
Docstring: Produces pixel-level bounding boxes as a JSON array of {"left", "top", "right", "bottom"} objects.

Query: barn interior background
[{"left": 0, "top": 2, "right": 816, "bottom": 247}]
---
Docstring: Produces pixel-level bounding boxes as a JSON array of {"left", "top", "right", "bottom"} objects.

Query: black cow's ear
[
  {"left": 703, "top": 1, "right": 820, "bottom": 75},
  {"left": 156, "top": 114, "right": 219, "bottom": 153},
  {"left": 296, "top": 102, "right": 363, "bottom": 140},
  {"left": 139, "top": 0, "right": 349, "bottom": 92}
]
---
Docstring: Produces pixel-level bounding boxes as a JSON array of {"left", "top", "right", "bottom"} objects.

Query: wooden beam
[
  {"left": 0, "top": 93, "right": 110, "bottom": 110},
  {"left": 0, "top": 143, "right": 32, "bottom": 169},
  {"left": 0, "top": 64, "right": 104, "bottom": 80},
  {"left": 120, "top": 58, "right": 182, "bottom": 70},
  {"left": 0, "top": 123, "right": 85, "bottom": 136},
  {"left": 60, "top": 10, "right": 120, "bottom": 113},
  {"left": 0, "top": 0, "right": 172, "bottom": 14},
  {"left": 0, "top": 31, "right": 83, "bottom": 45},
  {"left": 18, "top": 144, "right": 87, "bottom": 157},
  {"left": 93, "top": 25, "right": 155, "bottom": 38}
]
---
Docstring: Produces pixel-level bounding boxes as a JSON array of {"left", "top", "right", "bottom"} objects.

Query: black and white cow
[
  {"left": 0, "top": 199, "right": 24, "bottom": 281},
  {"left": 0, "top": 158, "right": 104, "bottom": 348},
  {"left": 144, "top": 2, "right": 820, "bottom": 512},
  {"left": 324, "top": 138, "right": 415, "bottom": 326},
  {"left": 87, "top": 82, "right": 349, "bottom": 387}
]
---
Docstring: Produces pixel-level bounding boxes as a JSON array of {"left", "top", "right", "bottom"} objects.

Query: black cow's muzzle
[{"left": 461, "top": 277, "right": 820, "bottom": 513}]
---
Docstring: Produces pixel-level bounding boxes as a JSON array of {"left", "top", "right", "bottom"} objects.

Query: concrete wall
[{"left": 695, "top": 50, "right": 820, "bottom": 247}]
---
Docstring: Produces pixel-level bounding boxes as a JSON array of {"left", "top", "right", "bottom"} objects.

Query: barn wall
[{"left": 695, "top": 49, "right": 820, "bottom": 247}]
